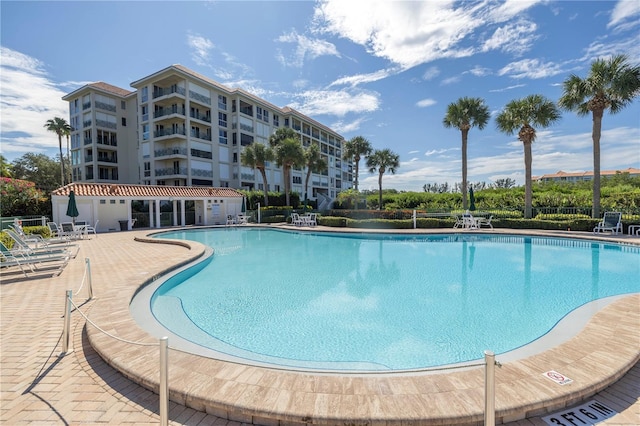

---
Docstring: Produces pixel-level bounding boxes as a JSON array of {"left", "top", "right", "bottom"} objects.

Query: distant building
[
  {"left": 63, "top": 64, "right": 352, "bottom": 208},
  {"left": 534, "top": 168, "right": 640, "bottom": 183}
]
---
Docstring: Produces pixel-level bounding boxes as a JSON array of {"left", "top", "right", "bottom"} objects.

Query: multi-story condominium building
[{"left": 63, "top": 64, "right": 352, "bottom": 207}]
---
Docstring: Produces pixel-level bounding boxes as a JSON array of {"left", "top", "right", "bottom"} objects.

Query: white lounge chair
[
  {"left": 477, "top": 215, "right": 493, "bottom": 229},
  {"left": 593, "top": 212, "right": 623, "bottom": 234},
  {"left": 1, "top": 241, "right": 71, "bottom": 277}
]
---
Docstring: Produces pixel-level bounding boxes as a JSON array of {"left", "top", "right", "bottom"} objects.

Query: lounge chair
[
  {"left": 477, "top": 215, "right": 493, "bottom": 229},
  {"left": 593, "top": 212, "right": 623, "bottom": 234},
  {"left": 1, "top": 241, "right": 71, "bottom": 277},
  {"left": 5, "top": 229, "right": 79, "bottom": 258}
]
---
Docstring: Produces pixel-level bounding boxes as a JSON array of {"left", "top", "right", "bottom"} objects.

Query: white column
[
  {"left": 180, "top": 200, "right": 186, "bottom": 226},
  {"left": 172, "top": 200, "right": 177, "bottom": 226},
  {"left": 148, "top": 200, "right": 154, "bottom": 228},
  {"left": 155, "top": 200, "right": 161, "bottom": 228}
]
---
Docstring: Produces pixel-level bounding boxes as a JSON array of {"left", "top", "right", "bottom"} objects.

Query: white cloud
[
  {"left": 312, "top": 0, "right": 544, "bottom": 70},
  {"left": 422, "top": 66, "right": 440, "bottom": 80},
  {"left": 481, "top": 20, "right": 538, "bottom": 55},
  {"left": 289, "top": 89, "right": 380, "bottom": 117},
  {"left": 0, "top": 47, "right": 70, "bottom": 159},
  {"left": 608, "top": 0, "right": 640, "bottom": 30},
  {"left": 187, "top": 33, "right": 214, "bottom": 66},
  {"left": 468, "top": 65, "right": 491, "bottom": 77},
  {"left": 441, "top": 75, "right": 461, "bottom": 85},
  {"left": 276, "top": 29, "right": 340, "bottom": 67},
  {"left": 329, "top": 68, "right": 396, "bottom": 88},
  {"left": 488, "top": 83, "right": 526, "bottom": 93},
  {"left": 498, "top": 58, "right": 564, "bottom": 79},
  {"left": 331, "top": 116, "right": 368, "bottom": 134},
  {"left": 416, "top": 98, "right": 436, "bottom": 108}
]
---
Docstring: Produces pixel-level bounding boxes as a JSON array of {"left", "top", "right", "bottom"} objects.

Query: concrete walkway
[{"left": 1, "top": 227, "right": 638, "bottom": 425}]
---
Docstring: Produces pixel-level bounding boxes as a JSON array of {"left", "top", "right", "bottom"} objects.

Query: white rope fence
[{"left": 62, "top": 264, "right": 169, "bottom": 426}]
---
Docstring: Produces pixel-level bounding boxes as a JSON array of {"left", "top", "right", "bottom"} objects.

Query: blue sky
[{"left": 1, "top": 0, "right": 639, "bottom": 192}]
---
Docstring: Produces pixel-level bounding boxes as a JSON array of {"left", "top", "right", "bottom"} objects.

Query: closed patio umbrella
[
  {"left": 469, "top": 187, "right": 476, "bottom": 211},
  {"left": 241, "top": 197, "right": 246, "bottom": 213},
  {"left": 66, "top": 190, "right": 79, "bottom": 224}
]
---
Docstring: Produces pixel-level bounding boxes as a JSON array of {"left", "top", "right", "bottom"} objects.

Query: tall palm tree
[
  {"left": 366, "top": 148, "right": 400, "bottom": 210},
  {"left": 443, "top": 97, "right": 490, "bottom": 210},
  {"left": 268, "top": 127, "right": 299, "bottom": 147},
  {"left": 273, "top": 138, "right": 306, "bottom": 207},
  {"left": 44, "top": 117, "right": 71, "bottom": 186},
  {"left": 343, "top": 136, "right": 372, "bottom": 192},
  {"left": 240, "top": 142, "right": 274, "bottom": 206},
  {"left": 303, "top": 143, "right": 328, "bottom": 206},
  {"left": 496, "top": 95, "right": 561, "bottom": 219},
  {"left": 558, "top": 54, "right": 640, "bottom": 218}
]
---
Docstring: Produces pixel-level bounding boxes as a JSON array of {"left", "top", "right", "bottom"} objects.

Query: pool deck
[{"left": 1, "top": 225, "right": 638, "bottom": 425}]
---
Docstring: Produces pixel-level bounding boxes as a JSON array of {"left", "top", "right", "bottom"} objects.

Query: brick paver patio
[{"left": 1, "top": 228, "right": 638, "bottom": 425}]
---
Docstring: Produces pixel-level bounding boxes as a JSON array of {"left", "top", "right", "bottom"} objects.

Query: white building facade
[{"left": 63, "top": 65, "right": 352, "bottom": 208}]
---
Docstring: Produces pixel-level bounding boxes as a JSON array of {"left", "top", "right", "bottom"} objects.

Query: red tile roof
[
  {"left": 52, "top": 183, "right": 243, "bottom": 198},
  {"left": 88, "top": 82, "right": 135, "bottom": 97}
]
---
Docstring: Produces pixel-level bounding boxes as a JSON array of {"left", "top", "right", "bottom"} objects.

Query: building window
[
  {"left": 273, "top": 115, "right": 279, "bottom": 127},
  {"left": 144, "top": 161, "right": 150, "bottom": 177},
  {"left": 218, "top": 112, "right": 227, "bottom": 127},
  {"left": 121, "top": 100, "right": 126, "bottom": 110},
  {"left": 218, "top": 95, "right": 227, "bottom": 110},
  {"left": 233, "top": 153, "right": 238, "bottom": 163},
  {"left": 121, "top": 117, "right": 126, "bottom": 126},
  {"left": 141, "top": 87, "right": 148, "bottom": 102},
  {"left": 219, "top": 129, "right": 227, "bottom": 144},
  {"left": 142, "top": 124, "right": 149, "bottom": 140}
]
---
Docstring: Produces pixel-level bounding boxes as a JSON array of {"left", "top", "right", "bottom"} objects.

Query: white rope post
[
  {"left": 484, "top": 350, "right": 496, "bottom": 425},
  {"left": 159, "top": 336, "right": 169, "bottom": 426},
  {"left": 85, "top": 258, "right": 93, "bottom": 299},
  {"left": 413, "top": 209, "right": 417, "bottom": 229},
  {"left": 257, "top": 203, "right": 261, "bottom": 223},
  {"left": 62, "top": 290, "right": 73, "bottom": 354}
]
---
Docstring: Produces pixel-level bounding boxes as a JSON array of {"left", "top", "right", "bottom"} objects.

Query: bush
[
  {"left": 318, "top": 216, "right": 346, "bottom": 227},
  {"left": 261, "top": 215, "right": 285, "bottom": 224},
  {"left": 0, "top": 232, "right": 14, "bottom": 249}
]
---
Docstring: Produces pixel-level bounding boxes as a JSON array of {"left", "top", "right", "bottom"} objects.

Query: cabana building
[{"left": 51, "top": 183, "right": 245, "bottom": 232}]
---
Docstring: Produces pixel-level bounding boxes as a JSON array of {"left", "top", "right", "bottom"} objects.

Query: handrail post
[
  {"left": 484, "top": 350, "right": 496, "bottom": 425},
  {"left": 257, "top": 203, "right": 261, "bottom": 224},
  {"left": 85, "top": 258, "right": 93, "bottom": 299},
  {"left": 159, "top": 336, "right": 169, "bottom": 426},
  {"left": 413, "top": 209, "right": 417, "bottom": 229},
  {"left": 62, "top": 290, "right": 73, "bottom": 354}
]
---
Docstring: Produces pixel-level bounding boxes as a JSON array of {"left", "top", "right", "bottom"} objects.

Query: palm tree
[
  {"left": 44, "top": 117, "right": 71, "bottom": 186},
  {"left": 443, "top": 97, "right": 490, "bottom": 210},
  {"left": 558, "top": 54, "right": 640, "bottom": 218},
  {"left": 343, "top": 136, "right": 372, "bottom": 192},
  {"left": 273, "top": 138, "right": 306, "bottom": 207},
  {"left": 303, "top": 143, "right": 328, "bottom": 207},
  {"left": 0, "top": 155, "right": 13, "bottom": 178},
  {"left": 496, "top": 95, "right": 561, "bottom": 219},
  {"left": 240, "top": 142, "right": 274, "bottom": 206},
  {"left": 268, "top": 127, "right": 299, "bottom": 147},
  {"left": 366, "top": 148, "right": 400, "bottom": 210}
]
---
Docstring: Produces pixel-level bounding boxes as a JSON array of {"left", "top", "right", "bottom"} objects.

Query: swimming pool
[{"left": 146, "top": 228, "right": 639, "bottom": 371}]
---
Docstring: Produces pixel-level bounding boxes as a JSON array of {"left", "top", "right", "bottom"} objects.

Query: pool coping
[{"left": 85, "top": 226, "right": 640, "bottom": 425}]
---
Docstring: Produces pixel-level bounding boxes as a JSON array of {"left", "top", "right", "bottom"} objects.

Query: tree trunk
[
  {"left": 461, "top": 128, "right": 469, "bottom": 210},
  {"left": 58, "top": 134, "right": 65, "bottom": 186},
  {"left": 524, "top": 141, "right": 533, "bottom": 219},
  {"left": 259, "top": 167, "right": 269, "bottom": 206},
  {"left": 284, "top": 166, "right": 291, "bottom": 207},
  {"left": 592, "top": 109, "right": 603, "bottom": 219},
  {"left": 304, "top": 169, "right": 312, "bottom": 205},
  {"left": 378, "top": 172, "right": 383, "bottom": 210},
  {"left": 354, "top": 156, "right": 360, "bottom": 192}
]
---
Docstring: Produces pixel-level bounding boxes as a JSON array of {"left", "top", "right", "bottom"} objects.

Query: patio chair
[
  {"left": 461, "top": 212, "right": 478, "bottom": 229},
  {"left": 60, "top": 222, "right": 83, "bottom": 240},
  {"left": 593, "top": 212, "right": 623, "bottom": 234},
  {"left": 226, "top": 215, "right": 236, "bottom": 226},
  {"left": 477, "top": 215, "right": 493, "bottom": 229},
  {"left": 453, "top": 215, "right": 464, "bottom": 229},
  {"left": 85, "top": 220, "right": 99, "bottom": 237},
  {"left": 236, "top": 214, "right": 248, "bottom": 225},
  {"left": 290, "top": 213, "right": 304, "bottom": 226},
  {"left": 306, "top": 213, "right": 318, "bottom": 227}
]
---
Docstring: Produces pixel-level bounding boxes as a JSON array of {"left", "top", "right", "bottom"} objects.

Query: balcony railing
[
  {"left": 154, "top": 147, "right": 187, "bottom": 157},
  {"left": 83, "top": 120, "right": 92, "bottom": 128},
  {"left": 97, "top": 156, "right": 118, "bottom": 163},
  {"left": 83, "top": 102, "right": 91, "bottom": 110},
  {"left": 190, "top": 131, "right": 212, "bottom": 141},
  {"left": 154, "top": 106, "right": 185, "bottom": 119},
  {"left": 190, "top": 112, "right": 211, "bottom": 123},
  {"left": 191, "top": 168, "right": 213, "bottom": 178},
  {"left": 153, "top": 86, "right": 186, "bottom": 99},
  {"left": 154, "top": 128, "right": 186, "bottom": 138},
  {"left": 189, "top": 91, "right": 211, "bottom": 105},
  {"left": 96, "top": 119, "right": 117, "bottom": 130},
  {"left": 84, "top": 138, "right": 92, "bottom": 145},
  {"left": 95, "top": 101, "right": 116, "bottom": 112},
  {"left": 241, "top": 172, "right": 256, "bottom": 180},
  {"left": 155, "top": 167, "right": 188, "bottom": 176}
]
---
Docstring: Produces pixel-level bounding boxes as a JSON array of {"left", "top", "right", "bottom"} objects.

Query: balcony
[
  {"left": 83, "top": 120, "right": 92, "bottom": 128},
  {"left": 84, "top": 138, "right": 92, "bottom": 145},
  {"left": 155, "top": 166, "right": 188, "bottom": 177},
  {"left": 95, "top": 101, "right": 116, "bottom": 112},
  {"left": 96, "top": 119, "right": 117, "bottom": 130},
  {"left": 154, "top": 106, "right": 185, "bottom": 119},
  {"left": 153, "top": 86, "right": 186, "bottom": 99},
  {"left": 154, "top": 147, "right": 187, "bottom": 157},
  {"left": 97, "top": 155, "right": 118, "bottom": 164},
  {"left": 189, "top": 90, "right": 211, "bottom": 106},
  {"left": 154, "top": 128, "right": 186, "bottom": 138},
  {"left": 190, "top": 131, "right": 212, "bottom": 141},
  {"left": 190, "top": 112, "right": 211, "bottom": 123},
  {"left": 191, "top": 168, "right": 213, "bottom": 178},
  {"left": 240, "top": 172, "right": 256, "bottom": 180}
]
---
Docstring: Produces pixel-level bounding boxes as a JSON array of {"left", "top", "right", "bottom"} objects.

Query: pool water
[{"left": 151, "top": 229, "right": 640, "bottom": 371}]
